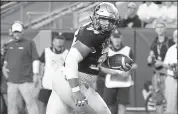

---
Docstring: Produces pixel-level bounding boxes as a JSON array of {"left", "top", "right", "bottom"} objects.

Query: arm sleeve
[
  {"left": 129, "top": 48, "right": 134, "bottom": 60},
  {"left": 30, "top": 41, "right": 39, "bottom": 61},
  {"left": 168, "top": 38, "right": 175, "bottom": 47},
  {"left": 38, "top": 50, "right": 45, "bottom": 63},
  {"left": 135, "top": 17, "right": 142, "bottom": 27},
  {"left": 163, "top": 48, "right": 170, "bottom": 65},
  {"left": 76, "top": 29, "right": 95, "bottom": 48},
  {"left": 4, "top": 44, "right": 9, "bottom": 62},
  {"left": 150, "top": 41, "right": 155, "bottom": 51},
  {"left": 65, "top": 48, "right": 83, "bottom": 79},
  {"left": 4, "top": 52, "right": 8, "bottom": 62}
]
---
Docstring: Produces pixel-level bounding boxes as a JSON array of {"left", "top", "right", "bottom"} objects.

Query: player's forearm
[
  {"left": 65, "top": 47, "right": 83, "bottom": 90},
  {"left": 99, "top": 66, "right": 119, "bottom": 75}
]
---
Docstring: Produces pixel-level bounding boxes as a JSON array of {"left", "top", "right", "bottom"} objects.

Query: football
[{"left": 107, "top": 54, "right": 134, "bottom": 71}]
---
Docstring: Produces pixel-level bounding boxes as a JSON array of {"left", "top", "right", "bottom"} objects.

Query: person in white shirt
[
  {"left": 37, "top": 34, "right": 68, "bottom": 114},
  {"left": 137, "top": 2, "right": 159, "bottom": 27},
  {"left": 163, "top": 30, "right": 177, "bottom": 114},
  {"left": 158, "top": 2, "right": 177, "bottom": 28},
  {"left": 99, "top": 28, "right": 137, "bottom": 114}
]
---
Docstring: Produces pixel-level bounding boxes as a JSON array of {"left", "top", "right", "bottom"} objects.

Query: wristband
[
  {"left": 33, "top": 60, "right": 40, "bottom": 74},
  {"left": 71, "top": 86, "right": 80, "bottom": 92}
]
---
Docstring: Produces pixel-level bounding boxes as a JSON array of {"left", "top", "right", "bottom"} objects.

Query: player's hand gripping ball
[{"left": 107, "top": 54, "right": 134, "bottom": 71}]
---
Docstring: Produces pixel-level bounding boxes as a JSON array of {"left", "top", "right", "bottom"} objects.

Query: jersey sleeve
[
  {"left": 30, "top": 41, "right": 39, "bottom": 61},
  {"left": 38, "top": 50, "right": 45, "bottom": 63},
  {"left": 75, "top": 29, "right": 96, "bottom": 48},
  {"left": 129, "top": 48, "right": 134, "bottom": 60}
]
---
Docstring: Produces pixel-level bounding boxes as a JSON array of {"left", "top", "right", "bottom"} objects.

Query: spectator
[
  {"left": 2, "top": 21, "right": 40, "bottom": 114},
  {"left": 147, "top": 21, "right": 174, "bottom": 114},
  {"left": 163, "top": 29, "right": 177, "bottom": 114},
  {"left": 99, "top": 28, "right": 137, "bottom": 114},
  {"left": 118, "top": 2, "right": 142, "bottom": 28},
  {"left": 0, "top": 31, "right": 14, "bottom": 114},
  {"left": 137, "top": 2, "right": 159, "bottom": 27},
  {"left": 158, "top": 2, "right": 177, "bottom": 28},
  {"left": 37, "top": 33, "right": 68, "bottom": 114},
  {"left": 1, "top": 44, "right": 8, "bottom": 114}
]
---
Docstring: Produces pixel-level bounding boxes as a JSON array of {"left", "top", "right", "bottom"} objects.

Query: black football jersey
[{"left": 73, "top": 22, "right": 111, "bottom": 75}]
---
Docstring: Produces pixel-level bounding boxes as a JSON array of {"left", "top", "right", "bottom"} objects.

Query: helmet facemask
[{"left": 91, "top": 2, "right": 119, "bottom": 33}]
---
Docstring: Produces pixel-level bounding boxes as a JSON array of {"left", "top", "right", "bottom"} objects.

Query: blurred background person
[
  {"left": 37, "top": 33, "right": 68, "bottom": 114},
  {"left": 1, "top": 43, "right": 8, "bottom": 114},
  {"left": 147, "top": 21, "right": 175, "bottom": 114},
  {"left": 2, "top": 21, "right": 40, "bottom": 114},
  {"left": 158, "top": 2, "right": 177, "bottom": 28},
  {"left": 163, "top": 29, "right": 177, "bottom": 114},
  {"left": 118, "top": 2, "right": 142, "bottom": 28},
  {"left": 142, "top": 80, "right": 155, "bottom": 112},
  {"left": 137, "top": 2, "right": 159, "bottom": 27},
  {"left": 0, "top": 29, "right": 14, "bottom": 114}
]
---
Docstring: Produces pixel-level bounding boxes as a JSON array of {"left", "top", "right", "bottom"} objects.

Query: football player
[
  {"left": 46, "top": 2, "right": 119, "bottom": 114},
  {"left": 98, "top": 28, "right": 137, "bottom": 114}
]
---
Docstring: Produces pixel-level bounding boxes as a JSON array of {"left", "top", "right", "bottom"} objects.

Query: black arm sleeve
[
  {"left": 30, "top": 41, "right": 39, "bottom": 61},
  {"left": 38, "top": 50, "right": 45, "bottom": 63},
  {"left": 76, "top": 29, "right": 96, "bottom": 48},
  {"left": 129, "top": 48, "right": 134, "bottom": 60}
]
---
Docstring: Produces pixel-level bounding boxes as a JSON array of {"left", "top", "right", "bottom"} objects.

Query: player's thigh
[
  {"left": 103, "top": 87, "right": 118, "bottom": 105},
  {"left": 52, "top": 72, "right": 75, "bottom": 106},
  {"left": 84, "top": 86, "right": 111, "bottom": 114},
  {"left": 46, "top": 91, "right": 72, "bottom": 114},
  {"left": 117, "top": 87, "right": 130, "bottom": 105}
]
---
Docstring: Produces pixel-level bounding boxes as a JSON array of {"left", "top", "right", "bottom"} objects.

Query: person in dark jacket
[
  {"left": 2, "top": 21, "right": 40, "bottom": 114},
  {"left": 118, "top": 2, "right": 142, "bottom": 28}
]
